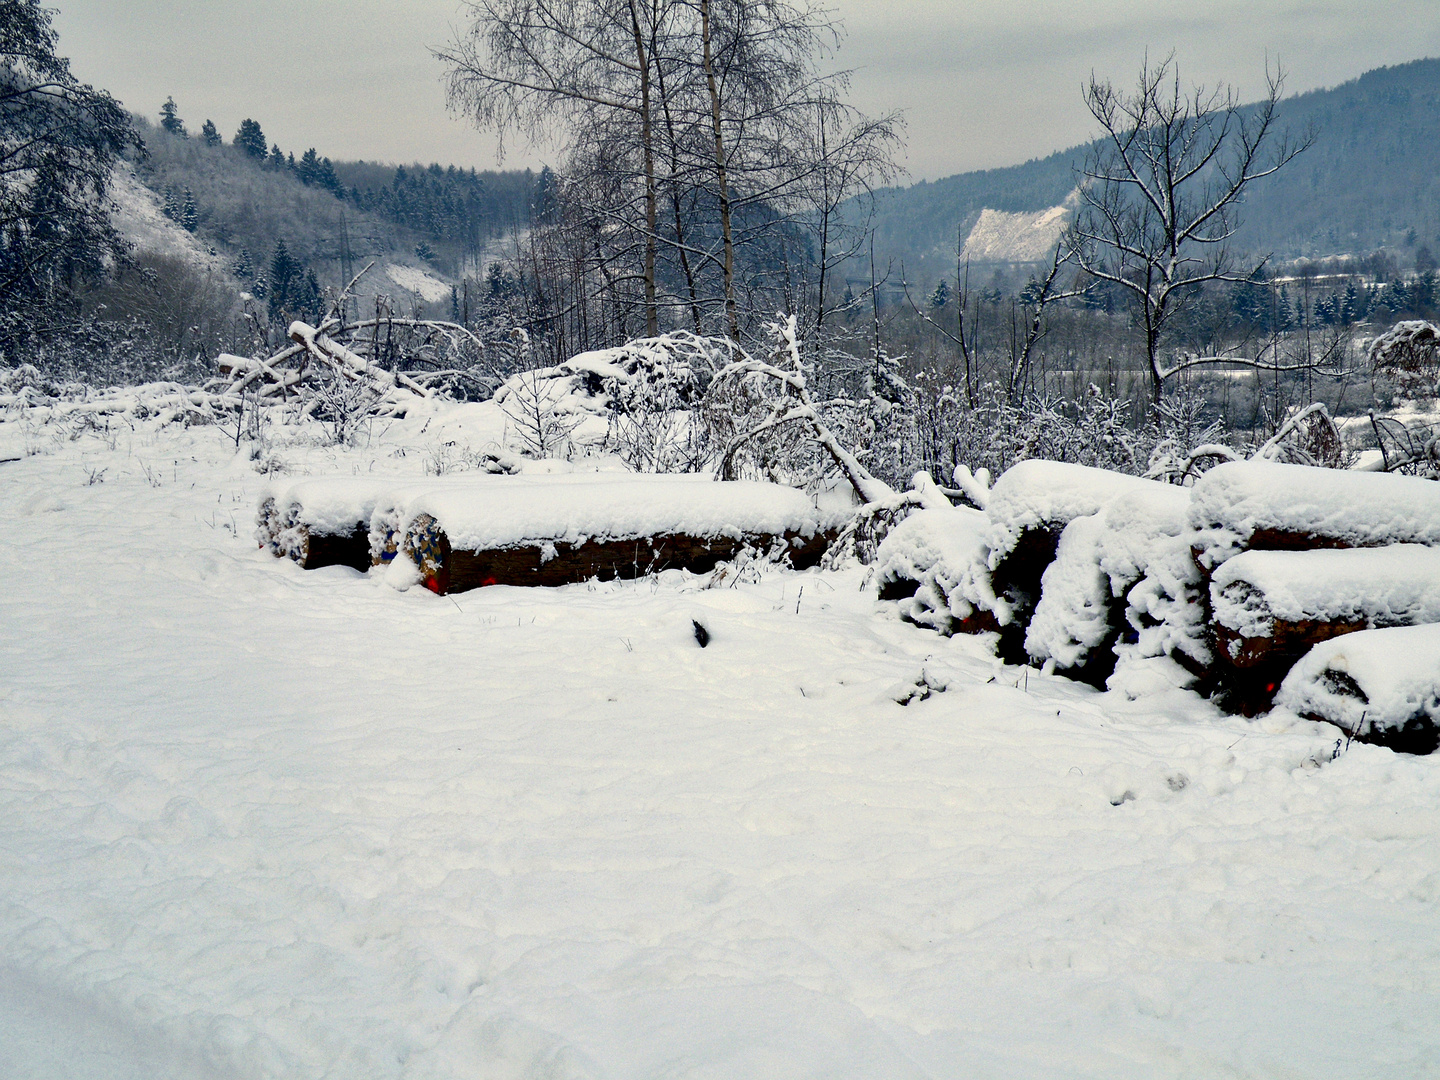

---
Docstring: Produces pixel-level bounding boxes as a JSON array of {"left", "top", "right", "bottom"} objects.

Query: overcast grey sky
[{"left": 50, "top": 0, "right": 1440, "bottom": 182}]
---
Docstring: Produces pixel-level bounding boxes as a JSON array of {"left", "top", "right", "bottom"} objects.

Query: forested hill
[
  {"left": 865, "top": 57, "right": 1440, "bottom": 283},
  {"left": 126, "top": 111, "right": 540, "bottom": 299}
]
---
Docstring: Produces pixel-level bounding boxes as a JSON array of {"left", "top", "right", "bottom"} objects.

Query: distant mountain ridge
[{"left": 864, "top": 57, "right": 1440, "bottom": 286}]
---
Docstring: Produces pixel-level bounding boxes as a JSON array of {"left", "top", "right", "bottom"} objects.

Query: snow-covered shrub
[
  {"left": 1025, "top": 514, "right": 1115, "bottom": 679},
  {"left": 1368, "top": 320, "right": 1440, "bottom": 399},
  {"left": 1102, "top": 488, "right": 1211, "bottom": 675},
  {"left": 498, "top": 366, "right": 584, "bottom": 459}
]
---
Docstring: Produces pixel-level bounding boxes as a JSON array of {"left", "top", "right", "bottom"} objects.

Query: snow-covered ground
[{"left": 2, "top": 408, "right": 1439, "bottom": 1079}]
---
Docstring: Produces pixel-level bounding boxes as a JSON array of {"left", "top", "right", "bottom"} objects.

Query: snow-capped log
[
  {"left": 1277, "top": 624, "right": 1440, "bottom": 755},
  {"left": 1103, "top": 488, "right": 1212, "bottom": 677},
  {"left": 258, "top": 477, "right": 400, "bottom": 571},
  {"left": 393, "top": 477, "right": 847, "bottom": 594},
  {"left": 1209, "top": 546, "right": 1440, "bottom": 707},
  {"left": 1190, "top": 460, "right": 1440, "bottom": 570},
  {"left": 871, "top": 506, "right": 998, "bottom": 635},
  {"left": 984, "top": 461, "right": 1176, "bottom": 628},
  {"left": 1025, "top": 483, "right": 1202, "bottom": 685}
]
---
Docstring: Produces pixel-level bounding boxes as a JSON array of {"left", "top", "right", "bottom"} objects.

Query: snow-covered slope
[
  {"left": 384, "top": 263, "right": 452, "bottom": 303},
  {"left": 108, "top": 162, "right": 228, "bottom": 274},
  {"left": 960, "top": 197, "right": 1074, "bottom": 264},
  {"left": 2, "top": 411, "right": 1439, "bottom": 1079}
]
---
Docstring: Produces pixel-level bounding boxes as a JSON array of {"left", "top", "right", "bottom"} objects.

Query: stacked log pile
[{"left": 874, "top": 459, "right": 1440, "bottom": 752}]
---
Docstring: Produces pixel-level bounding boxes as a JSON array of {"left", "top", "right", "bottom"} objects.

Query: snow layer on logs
[
  {"left": 983, "top": 460, "right": 1172, "bottom": 565},
  {"left": 1211, "top": 545, "right": 1440, "bottom": 639},
  {"left": 1190, "top": 459, "right": 1440, "bottom": 568},
  {"left": 402, "top": 476, "right": 844, "bottom": 551},
  {"left": 261, "top": 476, "right": 397, "bottom": 536},
  {"left": 871, "top": 506, "right": 993, "bottom": 632},
  {"left": 1277, "top": 623, "right": 1440, "bottom": 737}
]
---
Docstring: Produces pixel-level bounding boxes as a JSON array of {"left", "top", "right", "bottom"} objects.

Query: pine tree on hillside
[
  {"left": 181, "top": 189, "right": 197, "bottom": 232},
  {"left": 233, "top": 248, "right": 254, "bottom": 280},
  {"left": 298, "top": 148, "right": 321, "bottom": 185},
  {"left": 267, "top": 240, "right": 297, "bottom": 321},
  {"left": 317, "top": 157, "right": 341, "bottom": 195},
  {"left": 234, "top": 118, "right": 267, "bottom": 159},
  {"left": 200, "top": 119, "right": 221, "bottom": 147},
  {"left": 929, "top": 279, "right": 950, "bottom": 309},
  {"left": 162, "top": 187, "right": 180, "bottom": 221},
  {"left": 267, "top": 143, "right": 284, "bottom": 169},
  {"left": 159, "top": 96, "right": 186, "bottom": 138}
]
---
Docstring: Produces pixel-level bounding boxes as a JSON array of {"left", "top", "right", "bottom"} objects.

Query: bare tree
[
  {"left": 1065, "top": 56, "right": 1312, "bottom": 405},
  {"left": 439, "top": 0, "right": 901, "bottom": 344},
  {"left": 440, "top": 0, "right": 669, "bottom": 335}
]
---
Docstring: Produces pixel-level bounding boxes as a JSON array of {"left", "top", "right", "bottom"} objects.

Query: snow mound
[
  {"left": 1277, "top": 624, "right": 1440, "bottom": 748},
  {"left": 384, "top": 263, "right": 452, "bottom": 303},
  {"left": 871, "top": 506, "right": 994, "bottom": 633},
  {"left": 1190, "top": 460, "right": 1440, "bottom": 568},
  {"left": 985, "top": 460, "right": 1172, "bottom": 565},
  {"left": 404, "top": 475, "right": 843, "bottom": 551},
  {"left": 1212, "top": 545, "right": 1440, "bottom": 641}
]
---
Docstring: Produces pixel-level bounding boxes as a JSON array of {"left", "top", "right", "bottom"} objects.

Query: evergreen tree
[
  {"left": 289, "top": 267, "right": 323, "bottom": 323},
  {"left": 929, "top": 279, "right": 950, "bottom": 309},
  {"left": 234, "top": 118, "right": 267, "bottom": 159},
  {"left": 0, "top": 0, "right": 136, "bottom": 348},
  {"left": 1341, "top": 281, "right": 1362, "bottom": 324},
  {"left": 1276, "top": 286, "right": 1295, "bottom": 331},
  {"left": 317, "top": 157, "right": 340, "bottom": 195},
  {"left": 180, "top": 189, "right": 197, "bottom": 232},
  {"left": 533, "top": 165, "right": 559, "bottom": 225},
  {"left": 298, "top": 147, "right": 321, "bottom": 185},
  {"left": 200, "top": 119, "right": 221, "bottom": 147},
  {"left": 267, "top": 142, "right": 284, "bottom": 169},
  {"left": 233, "top": 248, "right": 254, "bottom": 281},
  {"left": 159, "top": 95, "right": 186, "bottom": 138},
  {"left": 1416, "top": 270, "right": 1438, "bottom": 315},
  {"left": 1231, "top": 275, "right": 1270, "bottom": 327},
  {"left": 267, "top": 239, "right": 296, "bottom": 320},
  {"left": 162, "top": 187, "right": 181, "bottom": 222}
]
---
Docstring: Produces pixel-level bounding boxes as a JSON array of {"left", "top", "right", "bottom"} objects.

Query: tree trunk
[
  {"left": 700, "top": 0, "right": 738, "bottom": 340},
  {"left": 628, "top": 0, "right": 659, "bottom": 336}
]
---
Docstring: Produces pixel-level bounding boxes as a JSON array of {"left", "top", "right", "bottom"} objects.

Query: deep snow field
[{"left": 1, "top": 404, "right": 1439, "bottom": 1080}]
